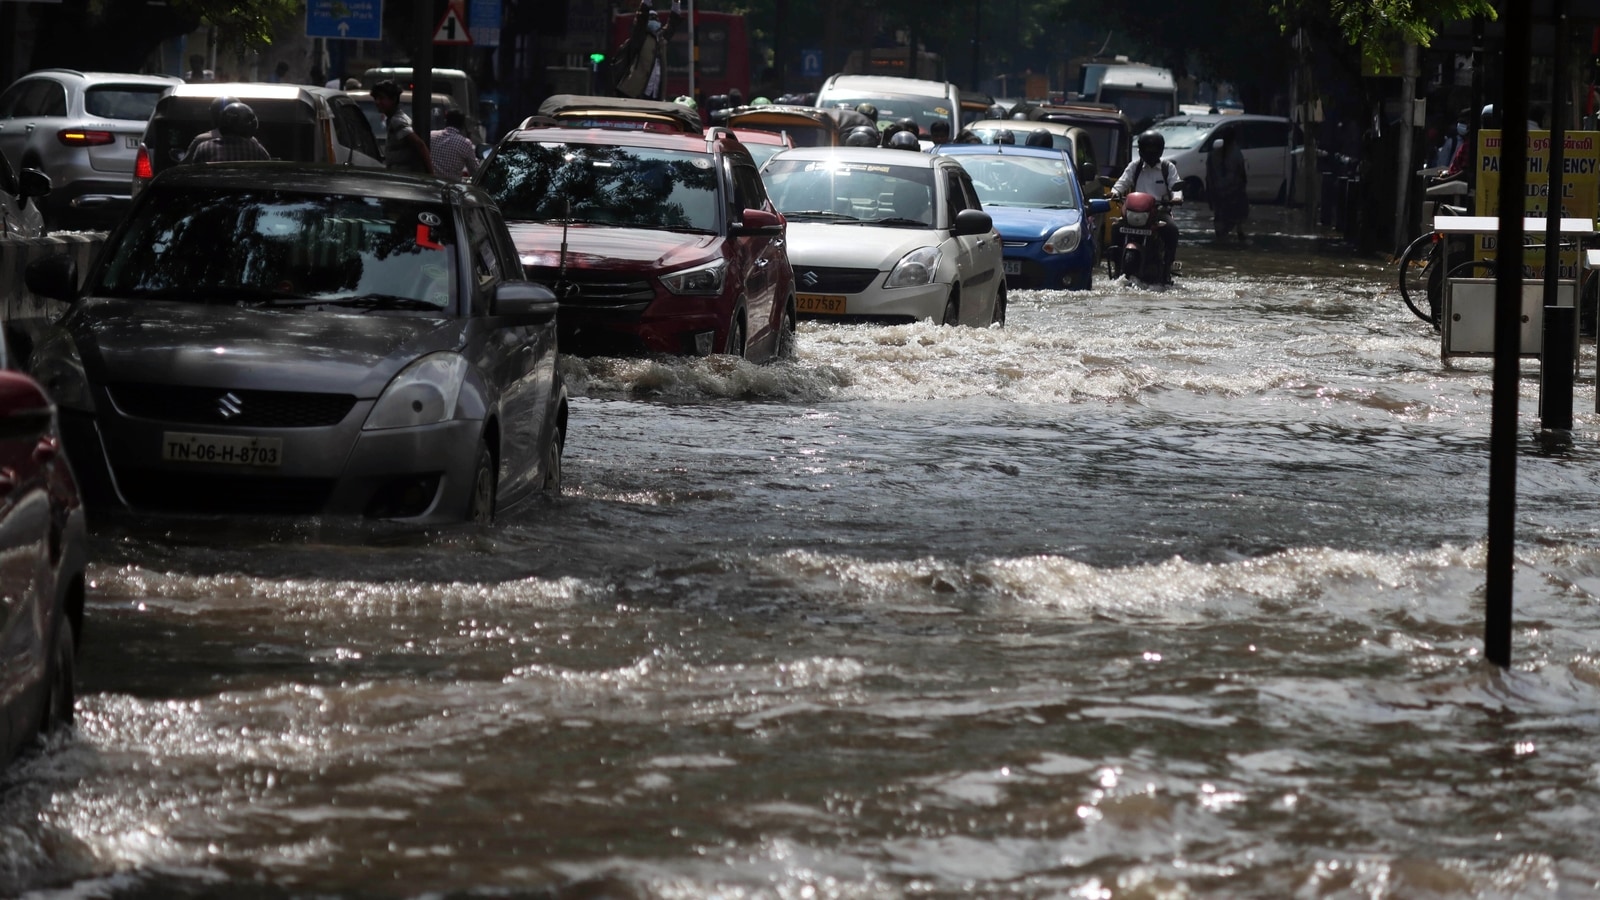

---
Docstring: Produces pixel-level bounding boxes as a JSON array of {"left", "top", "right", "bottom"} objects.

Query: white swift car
[{"left": 761, "top": 147, "right": 1006, "bottom": 326}]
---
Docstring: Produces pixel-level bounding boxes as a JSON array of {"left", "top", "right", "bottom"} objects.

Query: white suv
[{"left": 0, "top": 69, "right": 182, "bottom": 230}]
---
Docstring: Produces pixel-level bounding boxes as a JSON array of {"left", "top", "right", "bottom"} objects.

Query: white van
[
  {"left": 816, "top": 74, "right": 960, "bottom": 136},
  {"left": 1151, "top": 113, "right": 1296, "bottom": 203},
  {"left": 1093, "top": 65, "right": 1176, "bottom": 131}
]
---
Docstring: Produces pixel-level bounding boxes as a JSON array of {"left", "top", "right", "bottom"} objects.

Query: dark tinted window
[
  {"left": 84, "top": 85, "right": 167, "bottom": 121},
  {"left": 96, "top": 187, "right": 458, "bottom": 314},
  {"left": 478, "top": 141, "right": 721, "bottom": 231},
  {"left": 146, "top": 107, "right": 316, "bottom": 173},
  {"left": 29, "top": 80, "right": 67, "bottom": 117}
]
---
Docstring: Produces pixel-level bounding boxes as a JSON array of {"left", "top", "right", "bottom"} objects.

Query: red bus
[{"left": 609, "top": 8, "right": 751, "bottom": 101}]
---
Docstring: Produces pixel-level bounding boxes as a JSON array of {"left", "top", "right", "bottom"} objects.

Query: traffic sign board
[
  {"left": 434, "top": 2, "right": 472, "bottom": 44},
  {"left": 800, "top": 48, "right": 823, "bottom": 79},
  {"left": 469, "top": 0, "right": 501, "bottom": 47},
  {"left": 307, "top": 0, "right": 382, "bottom": 40}
]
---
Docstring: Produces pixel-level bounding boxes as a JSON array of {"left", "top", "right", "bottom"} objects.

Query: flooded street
[{"left": 11, "top": 206, "right": 1600, "bottom": 898}]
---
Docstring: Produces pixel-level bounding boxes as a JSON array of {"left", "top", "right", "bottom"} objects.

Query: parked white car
[
  {"left": 1150, "top": 113, "right": 1297, "bottom": 203},
  {"left": 761, "top": 146, "right": 1004, "bottom": 326}
]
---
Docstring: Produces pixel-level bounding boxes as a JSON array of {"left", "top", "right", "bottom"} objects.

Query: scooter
[{"left": 1108, "top": 191, "right": 1176, "bottom": 285}]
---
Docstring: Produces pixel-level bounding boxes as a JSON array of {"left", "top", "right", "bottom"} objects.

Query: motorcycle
[{"left": 1108, "top": 191, "right": 1176, "bottom": 285}]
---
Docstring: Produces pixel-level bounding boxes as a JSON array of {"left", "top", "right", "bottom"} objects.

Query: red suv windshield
[{"left": 478, "top": 141, "right": 721, "bottom": 233}]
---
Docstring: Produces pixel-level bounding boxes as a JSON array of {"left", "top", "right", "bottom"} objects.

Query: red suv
[{"left": 475, "top": 126, "right": 796, "bottom": 361}]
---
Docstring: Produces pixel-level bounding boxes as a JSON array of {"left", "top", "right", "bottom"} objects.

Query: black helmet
[
  {"left": 856, "top": 102, "right": 878, "bottom": 122},
  {"left": 1011, "top": 111, "right": 1029, "bottom": 120},
  {"left": 987, "top": 103, "right": 1009, "bottom": 120},
  {"left": 897, "top": 117, "right": 919, "bottom": 136},
  {"left": 210, "top": 94, "right": 238, "bottom": 127},
  {"left": 888, "top": 130, "right": 921, "bottom": 150},
  {"left": 993, "top": 128, "right": 1015, "bottom": 145},
  {"left": 844, "top": 124, "right": 879, "bottom": 147},
  {"left": 217, "top": 101, "right": 259, "bottom": 138},
  {"left": 1137, "top": 129, "right": 1165, "bottom": 163},
  {"left": 1025, "top": 128, "right": 1052, "bottom": 147}
]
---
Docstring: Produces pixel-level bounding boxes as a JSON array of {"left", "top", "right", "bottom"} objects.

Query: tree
[{"left": 28, "top": 0, "right": 299, "bottom": 74}]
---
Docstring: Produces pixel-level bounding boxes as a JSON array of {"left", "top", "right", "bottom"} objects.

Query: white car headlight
[
  {"left": 661, "top": 259, "right": 727, "bottom": 295},
  {"left": 1123, "top": 209, "right": 1151, "bottom": 228},
  {"left": 363, "top": 352, "right": 469, "bottom": 431},
  {"left": 1043, "top": 224, "right": 1082, "bottom": 255},
  {"left": 884, "top": 246, "right": 942, "bottom": 288}
]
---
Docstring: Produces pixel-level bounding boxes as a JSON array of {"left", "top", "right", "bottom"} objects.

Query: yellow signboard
[{"left": 1475, "top": 130, "right": 1600, "bottom": 280}]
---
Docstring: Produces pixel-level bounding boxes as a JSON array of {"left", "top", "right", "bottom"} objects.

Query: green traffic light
[{"left": 589, "top": 52, "right": 606, "bottom": 64}]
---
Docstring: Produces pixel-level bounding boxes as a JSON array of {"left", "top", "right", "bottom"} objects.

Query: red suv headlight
[{"left": 660, "top": 259, "right": 727, "bottom": 295}]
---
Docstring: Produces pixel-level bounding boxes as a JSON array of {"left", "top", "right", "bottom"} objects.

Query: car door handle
[{"left": 32, "top": 436, "right": 58, "bottom": 464}]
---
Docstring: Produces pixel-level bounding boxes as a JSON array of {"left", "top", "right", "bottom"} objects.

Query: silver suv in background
[{"left": 0, "top": 69, "right": 181, "bottom": 230}]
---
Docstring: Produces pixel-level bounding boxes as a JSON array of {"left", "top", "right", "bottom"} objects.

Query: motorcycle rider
[{"left": 1111, "top": 130, "right": 1184, "bottom": 283}]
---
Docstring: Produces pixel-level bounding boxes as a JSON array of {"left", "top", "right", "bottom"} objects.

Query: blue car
[{"left": 934, "top": 144, "right": 1110, "bottom": 291}]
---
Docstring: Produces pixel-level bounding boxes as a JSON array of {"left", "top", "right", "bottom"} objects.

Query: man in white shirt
[{"left": 1111, "top": 130, "right": 1185, "bottom": 282}]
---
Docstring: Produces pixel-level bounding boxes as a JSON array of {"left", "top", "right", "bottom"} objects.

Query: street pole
[
  {"left": 688, "top": 0, "right": 696, "bottom": 102},
  {"left": 1486, "top": 0, "right": 1532, "bottom": 669},
  {"left": 1394, "top": 41, "right": 1419, "bottom": 255},
  {"left": 412, "top": 0, "right": 435, "bottom": 138},
  {"left": 1540, "top": 0, "right": 1573, "bottom": 446},
  {"left": 970, "top": 0, "right": 980, "bottom": 92}
]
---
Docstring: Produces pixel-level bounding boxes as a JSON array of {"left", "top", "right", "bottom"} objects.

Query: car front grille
[
  {"left": 107, "top": 384, "right": 357, "bottom": 428},
  {"left": 115, "top": 468, "right": 335, "bottom": 516},
  {"left": 791, "top": 266, "right": 880, "bottom": 294},
  {"left": 525, "top": 267, "right": 655, "bottom": 308}
]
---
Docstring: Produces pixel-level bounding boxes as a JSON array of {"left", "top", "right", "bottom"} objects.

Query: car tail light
[
  {"left": 57, "top": 129, "right": 116, "bottom": 147},
  {"left": 133, "top": 145, "right": 153, "bottom": 180}
]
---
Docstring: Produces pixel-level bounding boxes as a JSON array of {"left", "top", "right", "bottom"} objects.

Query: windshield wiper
[
  {"left": 654, "top": 224, "right": 718, "bottom": 234},
  {"left": 867, "top": 217, "right": 930, "bottom": 227},
  {"left": 783, "top": 210, "right": 860, "bottom": 221},
  {"left": 120, "top": 286, "right": 301, "bottom": 304},
  {"left": 268, "top": 294, "right": 443, "bottom": 312}
]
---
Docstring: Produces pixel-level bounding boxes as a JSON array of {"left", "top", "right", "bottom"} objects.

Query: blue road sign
[
  {"left": 801, "top": 49, "right": 823, "bottom": 79},
  {"left": 469, "top": 0, "right": 501, "bottom": 47},
  {"left": 307, "top": 0, "right": 383, "bottom": 41}
]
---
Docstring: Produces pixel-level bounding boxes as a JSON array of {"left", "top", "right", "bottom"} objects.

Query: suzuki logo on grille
[
  {"left": 217, "top": 392, "right": 243, "bottom": 419},
  {"left": 800, "top": 270, "right": 821, "bottom": 288}
]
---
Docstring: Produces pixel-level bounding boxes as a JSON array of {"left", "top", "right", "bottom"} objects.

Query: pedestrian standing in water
[
  {"left": 1206, "top": 128, "right": 1249, "bottom": 242},
  {"left": 370, "top": 80, "right": 434, "bottom": 176}
]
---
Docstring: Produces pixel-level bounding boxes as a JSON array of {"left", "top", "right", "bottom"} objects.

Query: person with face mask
[{"left": 613, "top": 0, "right": 684, "bottom": 101}]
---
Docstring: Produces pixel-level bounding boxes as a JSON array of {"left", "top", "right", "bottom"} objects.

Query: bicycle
[{"left": 1395, "top": 182, "right": 1469, "bottom": 330}]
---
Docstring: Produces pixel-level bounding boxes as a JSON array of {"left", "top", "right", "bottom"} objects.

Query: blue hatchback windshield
[
  {"left": 477, "top": 141, "right": 721, "bottom": 232},
  {"left": 957, "top": 154, "right": 1080, "bottom": 209},
  {"left": 95, "top": 188, "right": 457, "bottom": 312}
]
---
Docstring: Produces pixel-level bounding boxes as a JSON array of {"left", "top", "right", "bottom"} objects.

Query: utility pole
[
  {"left": 970, "top": 0, "right": 980, "bottom": 91},
  {"left": 1486, "top": 0, "right": 1532, "bottom": 669},
  {"left": 1394, "top": 41, "right": 1419, "bottom": 256}
]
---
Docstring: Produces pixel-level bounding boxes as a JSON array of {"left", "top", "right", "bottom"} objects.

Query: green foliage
[
  {"left": 168, "top": 0, "right": 302, "bottom": 53},
  {"left": 1270, "top": 0, "right": 1497, "bottom": 69}
]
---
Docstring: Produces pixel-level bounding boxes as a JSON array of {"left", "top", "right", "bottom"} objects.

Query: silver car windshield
[
  {"left": 1151, "top": 123, "right": 1213, "bottom": 150},
  {"left": 477, "top": 141, "right": 721, "bottom": 233},
  {"left": 763, "top": 159, "right": 937, "bottom": 227},
  {"left": 958, "top": 154, "right": 1079, "bottom": 210},
  {"left": 95, "top": 189, "right": 456, "bottom": 313}
]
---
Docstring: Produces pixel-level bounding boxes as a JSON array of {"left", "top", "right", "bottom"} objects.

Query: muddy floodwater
[{"left": 9, "top": 207, "right": 1600, "bottom": 898}]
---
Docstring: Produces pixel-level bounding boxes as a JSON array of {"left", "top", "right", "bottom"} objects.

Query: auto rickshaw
[
  {"left": 725, "top": 105, "right": 843, "bottom": 147},
  {"left": 533, "top": 94, "right": 703, "bottom": 134}
]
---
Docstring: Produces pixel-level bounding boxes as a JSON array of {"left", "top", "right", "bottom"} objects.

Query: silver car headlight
[
  {"left": 884, "top": 246, "right": 942, "bottom": 288},
  {"left": 661, "top": 259, "right": 727, "bottom": 295},
  {"left": 1044, "top": 224, "right": 1082, "bottom": 255},
  {"left": 363, "top": 352, "right": 469, "bottom": 431}
]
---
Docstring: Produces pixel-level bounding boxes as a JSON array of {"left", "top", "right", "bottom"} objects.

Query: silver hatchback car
[{"left": 0, "top": 69, "right": 182, "bottom": 231}]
